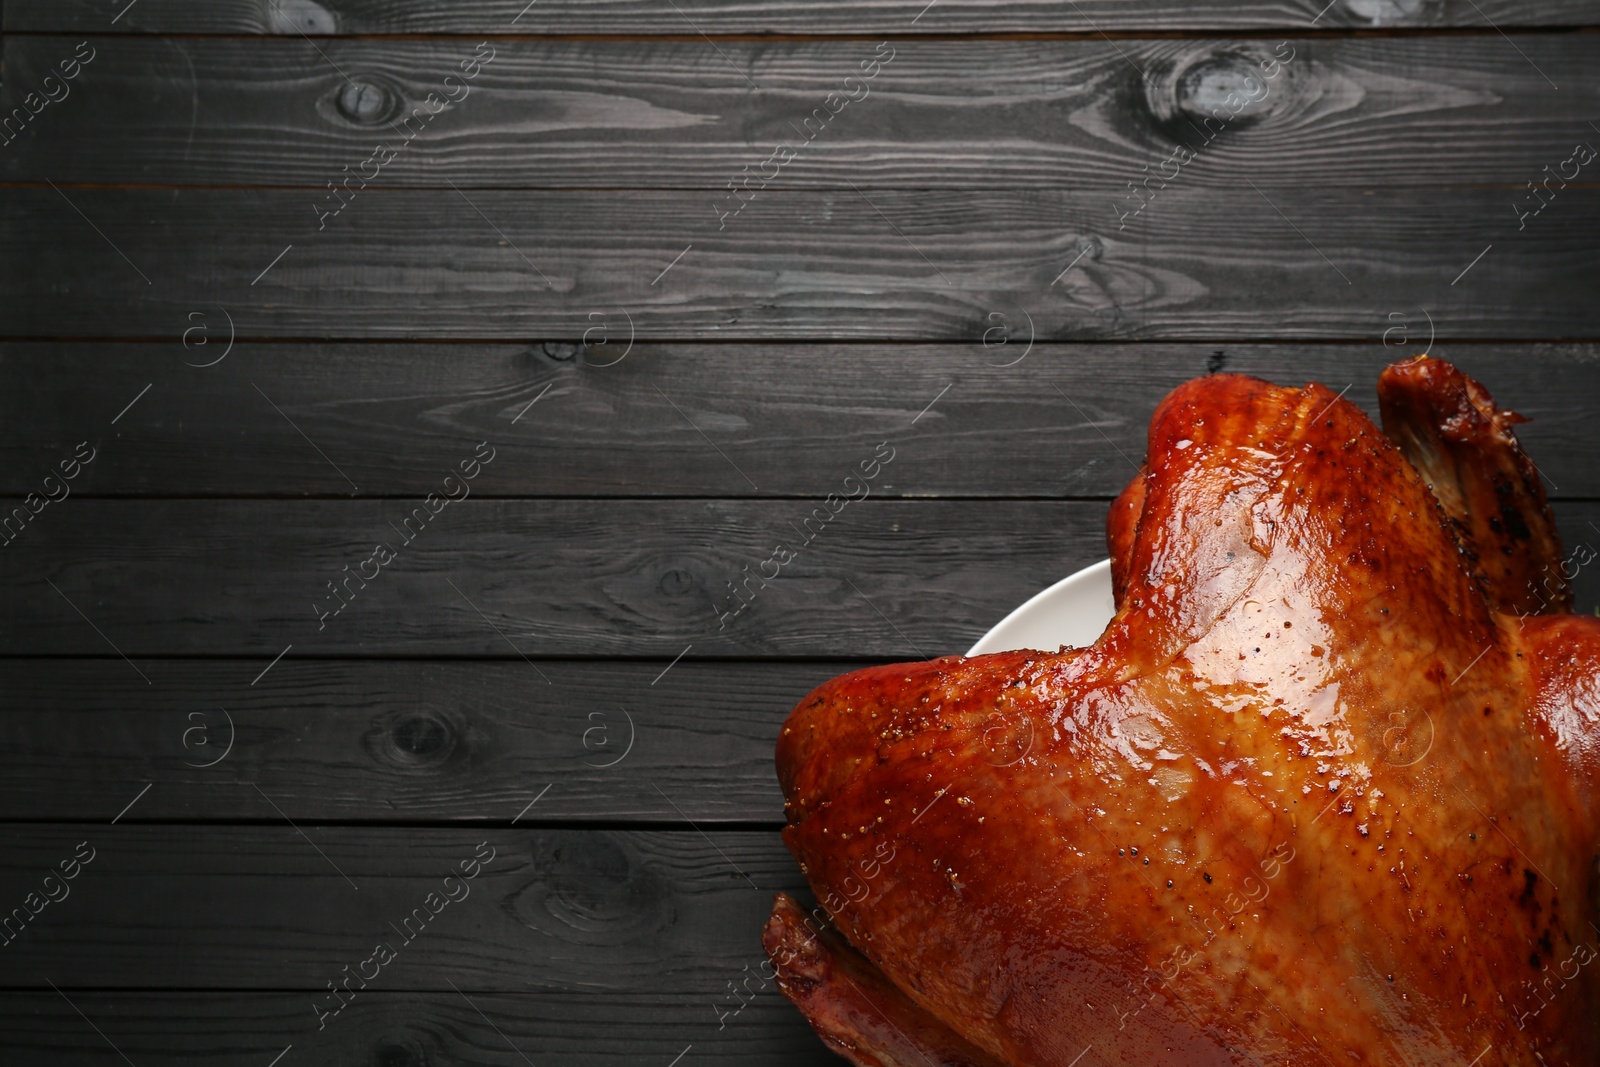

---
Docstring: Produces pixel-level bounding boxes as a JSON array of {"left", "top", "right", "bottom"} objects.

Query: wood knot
[
  {"left": 508, "top": 832, "right": 674, "bottom": 944},
  {"left": 265, "top": 0, "right": 339, "bottom": 35},
  {"left": 658, "top": 568, "right": 697, "bottom": 597},
  {"left": 335, "top": 76, "right": 404, "bottom": 127},
  {"left": 542, "top": 341, "right": 581, "bottom": 361},
  {"left": 1141, "top": 44, "right": 1300, "bottom": 144},
  {"left": 365, "top": 711, "right": 462, "bottom": 771},
  {"left": 372, "top": 1042, "right": 421, "bottom": 1067},
  {"left": 1066, "top": 235, "right": 1103, "bottom": 265},
  {"left": 394, "top": 715, "right": 449, "bottom": 758}
]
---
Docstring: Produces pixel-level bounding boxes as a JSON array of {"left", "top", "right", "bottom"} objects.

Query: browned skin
[
  {"left": 1107, "top": 466, "right": 1145, "bottom": 608},
  {"left": 763, "top": 894, "right": 1011, "bottom": 1067},
  {"left": 767, "top": 363, "right": 1600, "bottom": 1066},
  {"left": 1378, "top": 355, "right": 1571, "bottom": 615}
]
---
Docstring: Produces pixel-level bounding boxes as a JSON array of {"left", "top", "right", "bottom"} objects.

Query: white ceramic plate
[{"left": 966, "top": 559, "right": 1116, "bottom": 657}]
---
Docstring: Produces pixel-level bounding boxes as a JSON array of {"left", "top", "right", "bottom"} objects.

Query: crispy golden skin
[{"left": 766, "top": 361, "right": 1600, "bottom": 1066}]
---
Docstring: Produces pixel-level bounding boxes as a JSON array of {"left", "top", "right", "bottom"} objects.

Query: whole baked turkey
[{"left": 763, "top": 357, "right": 1600, "bottom": 1066}]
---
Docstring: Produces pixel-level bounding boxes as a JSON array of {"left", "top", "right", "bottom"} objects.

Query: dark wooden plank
[
  {"left": 6, "top": 0, "right": 1596, "bottom": 33},
  {"left": 5, "top": 500, "right": 1599, "bottom": 657},
  {"left": 3, "top": 341, "right": 1598, "bottom": 498},
  {"left": 0, "top": 500, "right": 1113, "bottom": 657},
  {"left": 4, "top": 188, "right": 1597, "bottom": 339},
  {"left": 3, "top": 36, "right": 1592, "bottom": 188},
  {"left": 0, "top": 659, "right": 842, "bottom": 822},
  {"left": 0, "top": 826, "right": 804, "bottom": 992},
  {"left": 1, "top": 991, "right": 836, "bottom": 1066}
]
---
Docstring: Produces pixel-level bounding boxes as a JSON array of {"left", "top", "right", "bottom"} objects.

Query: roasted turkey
[{"left": 763, "top": 357, "right": 1600, "bottom": 1066}]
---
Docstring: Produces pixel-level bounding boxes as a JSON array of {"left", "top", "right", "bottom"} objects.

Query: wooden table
[{"left": 1, "top": 1, "right": 1597, "bottom": 1063}]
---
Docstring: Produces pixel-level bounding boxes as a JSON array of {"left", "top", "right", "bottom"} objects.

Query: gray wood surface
[
  {"left": 0, "top": 499, "right": 1115, "bottom": 656},
  {"left": 0, "top": 826, "right": 807, "bottom": 992},
  {"left": 7, "top": 0, "right": 1596, "bottom": 33},
  {"left": 2, "top": 36, "right": 1591, "bottom": 188},
  {"left": 5, "top": 188, "right": 1594, "bottom": 339},
  {"left": 5, "top": 498, "right": 1598, "bottom": 654},
  {"left": 6, "top": 0, "right": 1598, "bottom": 1059},
  {"left": 1, "top": 342, "right": 1595, "bottom": 497},
  {"left": 2, "top": 992, "right": 836, "bottom": 1066},
  {"left": 0, "top": 658, "right": 847, "bottom": 822}
]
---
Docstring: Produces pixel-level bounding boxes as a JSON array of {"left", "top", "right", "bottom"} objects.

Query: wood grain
[
  {"left": 0, "top": 658, "right": 847, "bottom": 822},
  {"left": 6, "top": 0, "right": 1596, "bottom": 34},
  {"left": 4, "top": 499, "right": 1599, "bottom": 654},
  {"left": 3, "top": 341, "right": 1597, "bottom": 498},
  {"left": 3, "top": 36, "right": 1592, "bottom": 188},
  {"left": 4, "top": 187, "right": 1596, "bottom": 339},
  {"left": 3, "top": 0, "right": 1596, "bottom": 1057},
  {"left": 0, "top": 826, "right": 808, "bottom": 992},
  {"left": 1, "top": 991, "right": 837, "bottom": 1065},
  {"left": 0, "top": 499, "right": 1115, "bottom": 657}
]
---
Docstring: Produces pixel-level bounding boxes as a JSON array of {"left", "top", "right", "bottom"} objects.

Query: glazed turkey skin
[{"left": 764, "top": 358, "right": 1600, "bottom": 1067}]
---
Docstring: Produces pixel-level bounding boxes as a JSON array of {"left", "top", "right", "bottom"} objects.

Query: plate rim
[{"left": 965, "top": 558, "right": 1114, "bottom": 657}]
